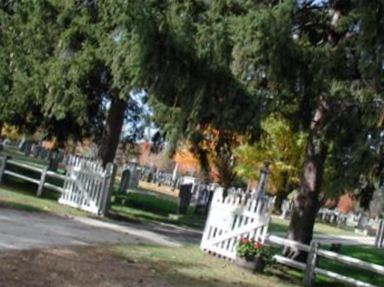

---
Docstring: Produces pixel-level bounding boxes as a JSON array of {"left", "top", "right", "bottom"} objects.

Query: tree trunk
[
  {"left": 274, "top": 193, "right": 284, "bottom": 214},
  {"left": 0, "top": 121, "right": 3, "bottom": 137},
  {"left": 285, "top": 98, "right": 329, "bottom": 261},
  {"left": 274, "top": 172, "right": 289, "bottom": 214},
  {"left": 98, "top": 97, "right": 127, "bottom": 167}
]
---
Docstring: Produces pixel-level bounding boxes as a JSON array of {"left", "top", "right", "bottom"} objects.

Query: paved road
[
  {"left": 0, "top": 208, "right": 201, "bottom": 250},
  {"left": 3, "top": 206, "right": 370, "bottom": 252}
]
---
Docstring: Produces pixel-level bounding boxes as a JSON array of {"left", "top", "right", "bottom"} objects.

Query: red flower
[
  {"left": 254, "top": 242, "right": 262, "bottom": 249},
  {"left": 241, "top": 238, "right": 250, "bottom": 244}
]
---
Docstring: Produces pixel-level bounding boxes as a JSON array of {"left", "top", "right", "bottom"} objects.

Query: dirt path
[{"left": 0, "top": 246, "right": 171, "bottom": 287}]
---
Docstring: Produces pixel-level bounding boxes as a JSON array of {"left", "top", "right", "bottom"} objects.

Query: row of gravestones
[
  {"left": 118, "top": 163, "right": 271, "bottom": 216},
  {"left": 18, "top": 140, "right": 66, "bottom": 171},
  {"left": 318, "top": 207, "right": 383, "bottom": 236},
  {"left": 2, "top": 138, "right": 96, "bottom": 172},
  {"left": 117, "top": 163, "right": 217, "bottom": 215},
  {"left": 138, "top": 167, "right": 180, "bottom": 190},
  {"left": 280, "top": 199, "right": 383, "bottom": 236},
  {"left": 118, "top": 164, "right": 196, "bottom": 215}
]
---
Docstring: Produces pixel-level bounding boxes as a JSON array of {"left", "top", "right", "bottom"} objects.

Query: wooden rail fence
[
  {"left": 267, "top": 235, "right": 384, "bottom": 287},
  {"left": 0, "top": 156, "right": 66, "bottom": 196},
  {"left": 0, "top": 155, "right": 116, "bottom": 215}
]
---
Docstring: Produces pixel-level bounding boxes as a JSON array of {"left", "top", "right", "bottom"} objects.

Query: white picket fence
[
  {"left": 59, "top": 158, "right": 116, "bottom": 215},
  {"left": 200, "top": 187, "right": 274, "bottom": 260}
]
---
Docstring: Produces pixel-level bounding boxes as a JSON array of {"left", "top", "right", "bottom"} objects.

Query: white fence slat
[{"left": 208, "top": 220, "right": 269, "bottom": 246}]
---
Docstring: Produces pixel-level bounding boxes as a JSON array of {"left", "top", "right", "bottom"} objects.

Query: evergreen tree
[{"left": 231, "top": 0, "right": 383, "bottom": 258}]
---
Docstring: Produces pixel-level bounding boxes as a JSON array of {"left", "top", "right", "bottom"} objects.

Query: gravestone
[
  {"left": 18, "top": 136, "right": 26, "bottom": 150},
  {"left": 146, "top": 170, "right": 153, "bottom": 182},
  {"left": 57, "top": 150, "right": 65, "bottom": 163},
  {"left": 178, "top": 183, "right": 193, "bottom": 215},
  {"left": 32, "top": 144, "right": 41, "bottom": 158},
  {"left": 119, "top": 169, "right": 131, "bottom": 193},
  {"left": 194, "top": 184, "right": 210, "bottom": 215},
  {"left": 129, "top": 165, "right": 140, "bottom": 188},
  {"left": 23, "top": 141, "right": 33, "bottom": 156},
  {"left": 281, "top": 200, "right": 292, "bottom": 219},
  {"left": 48, "top": 150, "right": 60, "bottom": 171},
  {"left": 356, "top": 214, "right": 369, "bottom": 235},
  {"left": 345, "top": 213, "right": 357, "bottom": 227},
  {"left": 39, "top": 148, "right": 48, "bottom": 159},
  {"left": 47, "top": 149, "right": 52, "bottom": 160}
]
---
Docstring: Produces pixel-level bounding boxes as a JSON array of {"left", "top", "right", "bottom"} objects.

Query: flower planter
[{"left": 235, "top": 256, "right": 266, "bottom": 273}]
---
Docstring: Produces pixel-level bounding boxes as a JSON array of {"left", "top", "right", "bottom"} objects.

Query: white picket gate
[
  {"left": 200, "top": 187, "right": 274, "bottom": 260},
  {"left": 59, "top": 158, "right": 116, "bottom": 215}
]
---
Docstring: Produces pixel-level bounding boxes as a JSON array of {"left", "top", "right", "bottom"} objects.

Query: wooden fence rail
[
  {"left": 0, "top": 156, "right": 65, "bottom": 196},
  {"left": 267, "top": 235, "right": 384, "bottom": 287}
]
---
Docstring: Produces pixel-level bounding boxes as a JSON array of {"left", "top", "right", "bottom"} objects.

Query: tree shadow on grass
[
  {"left": 1, "top": 177, "right": 60, "bottom": 201},
  {"left": 0, "top": 201, "right": 47, "bottom": 213}
]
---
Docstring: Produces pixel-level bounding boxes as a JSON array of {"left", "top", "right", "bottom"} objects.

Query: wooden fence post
[
  {"left": 375, "top": 219, "right": 384, "bottom": 248},
  {"left": 304, "top": 241, "right": 319, "bottom": 287},
  {"left": 0, "top": 156, "right": 8, "bottom": 184},
  {"left": 99, "top": 163, "right": 117, "bottom": 216},
  {"left": 37, "top": 167, "right": 48, "bottom": 197}
]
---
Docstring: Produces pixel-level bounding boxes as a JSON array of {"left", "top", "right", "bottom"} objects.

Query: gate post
[
  {"left": 304, "top": 241, "right": 319, "bottom": 287},
  {"left": 37, "top": 167, "right": 48, "bottom": 197},
  {"left": 0, "top": 156, "right": 8, "bottom": 184},
  {"left": 375, "top": 219, "right": 384, "bottom": 248},
  {"left": 99, "top": 163, "right": 117, "bottom": 216}
]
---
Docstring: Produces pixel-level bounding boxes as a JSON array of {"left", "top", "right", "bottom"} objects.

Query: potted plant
[{"left": 235, "top": 238, "right": 272, "bottom": 273}]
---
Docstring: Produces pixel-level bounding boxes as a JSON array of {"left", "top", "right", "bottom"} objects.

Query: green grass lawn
[
  {"left": 110, "top": 189, "right": 207, "bottom": 229},
  {"left": 0, "top": 179, "right": 89, "bottom": 217},
  {"left": 270, "top": 215, "right": 355, "bottom": 236},
  {"left": 317, "top": 245, "right": 384, "bottom": 287}
]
